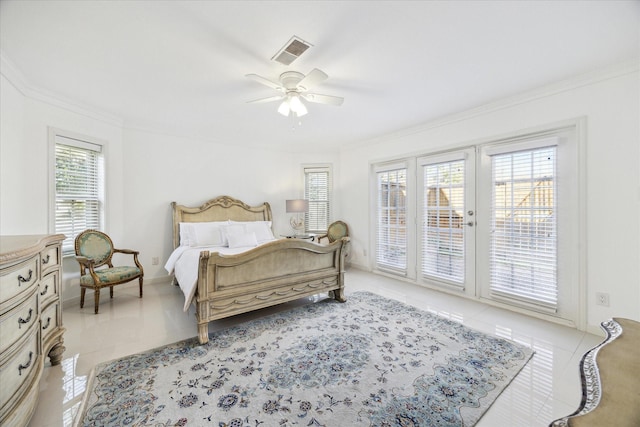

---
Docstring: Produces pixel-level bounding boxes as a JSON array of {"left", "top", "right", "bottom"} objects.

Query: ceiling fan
[{"left": 246, "top": 68, "right": 344, "bottom": 117}]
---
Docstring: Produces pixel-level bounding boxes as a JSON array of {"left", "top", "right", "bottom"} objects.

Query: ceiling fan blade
[
  {"left": 245, "top": 74, "right": 283, "bottom": 91},
  {"left": 246, "top": 95, "right": 284, "bottom": 104},
  {"left": 302, "top": 93, "right": 344, "bottom": 106},
  {"left": 297, "top": 68, "right": 328, "bottom": 91}
]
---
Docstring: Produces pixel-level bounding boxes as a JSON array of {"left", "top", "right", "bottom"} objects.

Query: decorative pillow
[
  {"left": 227, "top": 231, "right": 258, "bottom": 249},
  {"left": 188, "top": 222, "right": 229, "bottom": 247},
  {"left": 230, "top": 221, "right": 275, "bottom": 242},
  {"left": 221, "top": 224, "right": 246, "bottom": 243}
]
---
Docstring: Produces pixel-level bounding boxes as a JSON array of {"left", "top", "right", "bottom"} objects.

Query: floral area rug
[{"left": 77, "top": 292, "right": 533, "bottom": 427}]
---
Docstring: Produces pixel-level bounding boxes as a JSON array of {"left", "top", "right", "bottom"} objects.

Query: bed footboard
[{"left": 195, "top": 237, "right": 349, "bottom": 344}]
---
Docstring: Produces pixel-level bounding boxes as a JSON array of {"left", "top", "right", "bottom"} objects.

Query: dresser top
[{"left": 0, "top": 234, "right": 66, "bottom": 265}]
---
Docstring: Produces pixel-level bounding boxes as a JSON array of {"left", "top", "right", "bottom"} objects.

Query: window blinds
[
  {"left": 421, "top": 159, "right": 465, "bottom": 285},
  {"left": 55, "top": 136, "right": 103, "bottom": 254},
  {"left": 490, "top": 145, "right": 557, "bottom": 309},
  {"left": 375, "top": 166, "right": 408, "bottom": 274},
  {"left": 304, "top": 167, "right": 331, "bottom": 233}
]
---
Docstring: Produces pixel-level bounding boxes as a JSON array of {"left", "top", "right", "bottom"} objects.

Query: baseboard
[{"left": 586, "top": 323, "right": 608, "bottom": 338}]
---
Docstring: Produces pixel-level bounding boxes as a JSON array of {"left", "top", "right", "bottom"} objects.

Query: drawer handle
[
  {"left": 18, "top": 309, "right": 33, "bottom": 329},
  {"left": 42, "top": 254, "right": 51, "bottom": 265},
  {"left": 41, "top": 284, "right": 49, "bottom": 296},
  {"left": 18, "top": 352, "right": 33, "bottom": 376},
  {"left": 43, "top": 317, "right": 52, "bottom": 330},
  {"left": 18, "top": 269, "right": 33, "bottom": 285}
]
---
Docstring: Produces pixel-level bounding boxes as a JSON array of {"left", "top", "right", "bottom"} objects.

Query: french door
[
  {"left": 374, "top": 162, "right": 412, "bottom": 276},
  {"left": 417, "top": 149, "right": 476, "bottom": 296},
  {"left": 476, "top": 129, "right": 579, "bottom": 321},
  {"left": 372, "top": 123, "right": 581, "bottom": 324}
]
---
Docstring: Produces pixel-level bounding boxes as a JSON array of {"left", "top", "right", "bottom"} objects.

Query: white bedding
[{"left": 164, "top": 240, "right": 276, "bottom": 311}]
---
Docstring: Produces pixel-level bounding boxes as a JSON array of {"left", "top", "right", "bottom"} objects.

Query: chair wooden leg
[
  {"left": 139, "top": 277, "right": 143, "bottom": 298},
  {"left": 80, "top": 288, "right": 86, "bottom": 308},
  {"left": 110, "top": 286, "right": 114, "bottom": 299},
  {"left": 94, "top": 288, "right": 100, "bottom": 314}
]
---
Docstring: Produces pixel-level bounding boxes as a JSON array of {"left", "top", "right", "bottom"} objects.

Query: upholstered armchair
[
  {"left": 74, "top": 230, "right": 144, "bottom": 314},
  {"left": 316, "top": 220, "right": 349, "bottom": 244}
]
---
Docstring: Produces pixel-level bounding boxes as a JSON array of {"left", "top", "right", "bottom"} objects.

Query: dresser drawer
[
  {"left": 0, "top": 234, "right": 64, "bottom": 426},
  {"left": 0, "top": 328, "right": 40, "bottom": 413},
  {"left": 41, "top": 302, "right": 60, "bottom": 343},
  {"left": 0, "top": 290, "right": 39, "bottom": 355},
  {"left": 40, "top": 245, "right": 60, "bottom": 275},
  {"left": 0, "top": 256, "right": 39, "bottom": 305},
  {"left": 39, "top": 271, "right": 58, "bottom": 306}
]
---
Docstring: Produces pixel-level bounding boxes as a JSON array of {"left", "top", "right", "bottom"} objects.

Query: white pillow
[
  {"left": 227, "top": 231, "right": 258, "bottom": 249},
  {"left": 179, "top": 223, "right": 191, "bottom": 246},
  {"left": 188, "top": 222, "right": 229, "bottom": 247},
  {"left": 230, "top": 221, "right": 275, "bottom": 243},
  {"left": 221, "top": 224, "right": 246, "bottom": 242}
]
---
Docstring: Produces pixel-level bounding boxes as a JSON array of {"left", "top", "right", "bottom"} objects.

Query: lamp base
[{"left": 290, "top": 216, "right": 304, "bottom": 235}]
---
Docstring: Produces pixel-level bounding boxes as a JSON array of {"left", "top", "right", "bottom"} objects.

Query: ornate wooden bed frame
[{"left": 171, "top": 196, "right": 349, "bottom": 344}]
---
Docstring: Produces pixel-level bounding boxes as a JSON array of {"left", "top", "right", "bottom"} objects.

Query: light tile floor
[{"left": 29, "top": 269, "right": 603, "bottom": 427}]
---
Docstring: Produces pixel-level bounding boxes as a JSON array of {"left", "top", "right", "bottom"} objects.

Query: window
[
  {"left": 304, "top": 166, "right": 332, "bottom": 233},
  {"left": 485, "top": 141, "right": 558, "bottom": 309},
  {"left": 52, "top": 132, "right": 104, "bottom": 255},
  {"left": 374, "top": 163, "right": 408, "bottom": 274}
]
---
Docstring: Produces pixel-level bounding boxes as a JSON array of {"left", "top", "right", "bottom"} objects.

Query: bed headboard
[{"left": 171, "top": 195, "right": 272, "bottom": 249}]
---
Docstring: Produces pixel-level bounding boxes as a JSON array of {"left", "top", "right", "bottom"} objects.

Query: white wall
[
  {"left": 1, "top": 67, "right": 340, "bottom": 305},
  {"left": 0, "top": 74, "right": 28, "bottom": 231},
  {"left": 338, "top": 65, "right": 640, "bottom": 332},
  {"left": 121, "top": 129, "right": 339, "bottom": 279},
  {"left": 0, "top": 73, "right": 126, "bottom": 304}
]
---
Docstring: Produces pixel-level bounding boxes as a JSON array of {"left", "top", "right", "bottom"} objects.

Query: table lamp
[{"left": 286, "top": 199, "right": 309, "bottom": 235}]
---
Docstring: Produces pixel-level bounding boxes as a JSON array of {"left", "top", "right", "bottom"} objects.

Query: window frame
[
  {"left": 477, "top": 126, "right": 581, "bottom": 322},
  {"left": 48, "top": 127, "right": 106, "bottom": 256}
]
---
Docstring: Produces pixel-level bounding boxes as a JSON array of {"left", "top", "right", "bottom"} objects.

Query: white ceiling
[{"left": 1, "top": 1, "right": 638, "bottom": 152}]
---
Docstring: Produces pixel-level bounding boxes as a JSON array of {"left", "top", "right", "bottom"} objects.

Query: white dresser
[{"left": 0, "top": 234, "right": 66, "bottom": 426}]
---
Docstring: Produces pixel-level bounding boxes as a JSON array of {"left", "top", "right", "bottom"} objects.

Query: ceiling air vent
[{"left": 271, "top": 36, "right": 312, "bottom": 65}]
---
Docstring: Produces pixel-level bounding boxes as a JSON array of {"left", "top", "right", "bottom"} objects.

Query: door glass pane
[
  {"left": 422, "top": 160, "right": 465, "bottom": 284},
  {"left": 376, "top": 168, "right": 407, "bottom": 273},
  {"left": 490, "top": 147, "right": 557, "bottom": 308}
]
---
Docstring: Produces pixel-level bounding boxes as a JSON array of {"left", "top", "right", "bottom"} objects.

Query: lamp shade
[{"left": 286, "top": 199, "right": 309, "bottom": 213}]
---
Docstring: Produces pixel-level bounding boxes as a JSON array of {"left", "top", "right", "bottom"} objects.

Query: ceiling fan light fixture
[
  {"left": 277, "top": 100, "right": 290, "bottom": 116},
  {"left": 246, "top": 67, "right": 341, "bottom": 118},
  {"left": 289, "top": 94, "right": 307, "bottom": 116}
]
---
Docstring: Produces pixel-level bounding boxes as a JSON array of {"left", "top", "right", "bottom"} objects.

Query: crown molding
[
  {"left": 0, "top": 51, "right": 124, "bottom": 127},
  {"left": 347, "top": 59, "right": 640, "bottom": 150}
]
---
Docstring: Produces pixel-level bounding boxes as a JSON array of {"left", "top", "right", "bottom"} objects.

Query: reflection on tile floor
[{"left": 29, "top": 269, "right": 603, "bottom": 427}]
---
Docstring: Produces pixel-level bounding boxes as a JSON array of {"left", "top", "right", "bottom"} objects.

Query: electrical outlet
[
  {"left": 152, "top": 257, "right": 159, "bottom": 265},
  {"left": 595, "top": 292, "right": 610, "bottom": 307}
]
